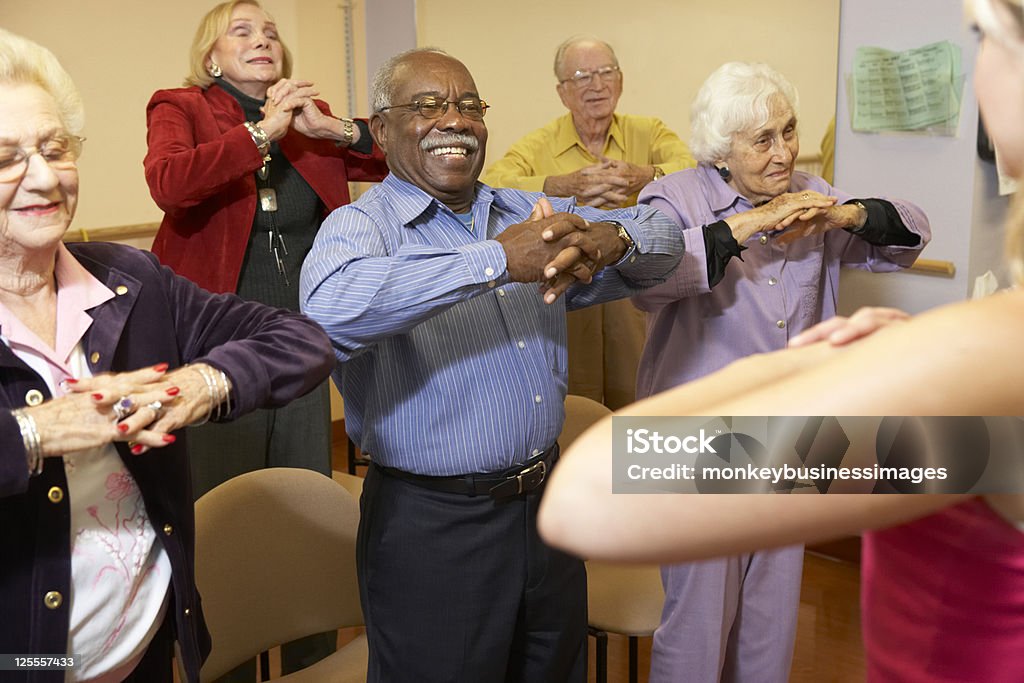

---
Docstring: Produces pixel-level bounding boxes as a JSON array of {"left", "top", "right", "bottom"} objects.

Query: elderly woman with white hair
[{"left": 630, "top": 62, "right": 931, "bottom": 683}]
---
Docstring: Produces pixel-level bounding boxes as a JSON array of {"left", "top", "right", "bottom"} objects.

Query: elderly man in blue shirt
[{"left": 300, "top": 47, "right": 682, "bottom": 682}]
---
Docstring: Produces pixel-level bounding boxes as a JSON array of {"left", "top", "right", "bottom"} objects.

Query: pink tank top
[{"left": 862, "top": 498, "right": 1024, "bottom": 682}]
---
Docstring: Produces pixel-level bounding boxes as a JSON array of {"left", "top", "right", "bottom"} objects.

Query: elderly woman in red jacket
[
  {"left": 143, "top": 1, "right": 386, "bottom": 676},
  {"left": 145, "top": 9, "right": 383, "bottom": 494},
  {"left": 0, "top": 28, "right": 335, "bottom": 682}
]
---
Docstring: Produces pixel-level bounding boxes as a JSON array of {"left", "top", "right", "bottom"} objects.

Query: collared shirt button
[
  {"left": 487, "top": 280, "right": 496, "bottom": 288},
  {"left": 25, "top": 389, "right": 44, "bottom": 406},
  {"left": 484, "top": 267, "right": 495, "bottom": 277},
  {"left": 90, "top": 351, "right": 100, "bottom": 364},
  {"left": 768, "top": 277, "right": 778, "bottom": 286},
  {"left": 163, "top": 524, "right": 173, "bottom": 535},
  {"left": 759, "top": 235, "right": 769, "bottom": 245},
  {"left": 47, "top": 487, "right": 64, "bottom": 504},
  {"left": 517, "top": 341, "right": 525, "bottom": 349},
  {"left": 497, "top": 289, "right": 506, "bottom": 297},
  {"left": 776, "top": 320, "right": 786, "bottom": 329},
  {"left": 184, "top": 608, "right": 192, "bottom": 617},
  {"left": 115, "top": 285, "right": 129, "bottom": 295},
  {"left": 44, "top": 591, "right": 63, "bottom": 609},
  {"left": 534, "top": 395, "right": 542, "bottom": 404}
]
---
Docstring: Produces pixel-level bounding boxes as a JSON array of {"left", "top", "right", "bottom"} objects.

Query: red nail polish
[
  {"left": 131, "top": 444, "right": 144, "bottom": 455},
  {"left": 153, "top": 362, "right": 169, "bottom": 372},
  {"left": 166, "top": 387, "right": 181, "bottom": 396},
  {"left": 65, "top": 378, "right": 78, "bottom": 384},
  {"left": 92, "top": 393, "right": 104, "bottom": 401},
  {"left": 117, "top": 424, "right": 130, "bottom": 433},
  {"left": 162, "top": 434, "right": 177, "bottom": 444}
]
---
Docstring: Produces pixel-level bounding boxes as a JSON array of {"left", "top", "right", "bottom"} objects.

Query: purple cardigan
[{"left": 0, "top": 242, "right": 335, "bottom": 682}]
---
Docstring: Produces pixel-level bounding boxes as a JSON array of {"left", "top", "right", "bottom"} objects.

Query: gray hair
[
  {"left": 553, "top": 36, "right": 618, "bottom": 80},
  {"left": 688, "top": 62, "right": 799, "bottom": 164},
  {"left": 0, "top": 28, "right": 84, "bottom": 135},
  {"left": 371, "top": 47, "right": 450, "bottom": 113}
]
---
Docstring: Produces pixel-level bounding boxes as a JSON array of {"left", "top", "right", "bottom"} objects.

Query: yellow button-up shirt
[{"left": 482, "top": 113, "right": 696, "bottom": 205}]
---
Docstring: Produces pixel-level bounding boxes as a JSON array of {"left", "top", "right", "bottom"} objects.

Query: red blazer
[{"left": 144, "top": 85, "right": 388, "bottom": 293}]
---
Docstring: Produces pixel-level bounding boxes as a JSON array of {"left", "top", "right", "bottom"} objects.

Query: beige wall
[{"left": 417, "top": 0, "right": 841, "bottom": 168}]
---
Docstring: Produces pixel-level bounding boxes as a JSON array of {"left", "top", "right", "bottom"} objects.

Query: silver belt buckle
[{"left": 515, "top": 460, "right": 547, "bottom": 494}]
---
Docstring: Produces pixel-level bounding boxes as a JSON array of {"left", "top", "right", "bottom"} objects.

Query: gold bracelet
[
  {"left": 243, "top": 121, "right": 271, "bottom": 155},
  {"left": 338, "top": 117, "right": 355, "bottom": 146}
]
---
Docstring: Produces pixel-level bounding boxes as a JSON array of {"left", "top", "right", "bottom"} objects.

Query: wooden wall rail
[
  {"left": 907, "top": 258, "right": 956, "bottom": 277},
  {"left": 63, "top": 222, "right": 160, "bottom": 243}
]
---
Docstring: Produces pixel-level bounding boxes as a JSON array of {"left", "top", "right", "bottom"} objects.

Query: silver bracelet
[
  {"left": 193, "top": 365, "right": 232, "bottom": 424},
  {"left": 217, "top": 369, "right": 233, "bottom": 420},
  {"left": 13, "top": 408, "right": 43, "bottom": 477},
  {"left": 192, "top": 365, "right": 218, "bottom": 426}
]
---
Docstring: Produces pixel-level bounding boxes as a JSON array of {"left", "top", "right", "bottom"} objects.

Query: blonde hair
[
  {"left": 184, "top": 0, "right": 293, "bottom": 89},
  {"left": 973, "top": 0, "right": 1024, "bottom": 284},
  {"left": 0, "top": 28, "right": 84, "bottom": 135}
]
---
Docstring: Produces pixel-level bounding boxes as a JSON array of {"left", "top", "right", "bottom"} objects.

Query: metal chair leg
[
  {"left": 589, "top": 627, "right": 608, "bottom": 683},
  {"left": 629, "top": 635, "right": 639, "bottom": 683},
  {"left": 346, "top": 439, "right": 357, "bottom": 475},
  {"left": 259, "top": 650, "right": 270, "bottom": 681}
]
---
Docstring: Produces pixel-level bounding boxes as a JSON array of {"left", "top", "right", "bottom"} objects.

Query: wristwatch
[{"left": 608, "top": 220, "right": 635, "bottom": 252}]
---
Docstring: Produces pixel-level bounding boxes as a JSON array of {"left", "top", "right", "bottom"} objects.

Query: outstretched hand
[{"left": 788, "top": 307, "right": 910, "bottom": 348}]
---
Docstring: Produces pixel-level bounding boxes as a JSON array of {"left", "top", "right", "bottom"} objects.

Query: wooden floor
[{"left": 583, "top": 552, "right": 863, "bottom": 683}]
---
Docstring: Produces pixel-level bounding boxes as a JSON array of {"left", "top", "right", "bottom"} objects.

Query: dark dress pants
[{"left": 358, "top": 463, "right": 587, "bottom": 683}]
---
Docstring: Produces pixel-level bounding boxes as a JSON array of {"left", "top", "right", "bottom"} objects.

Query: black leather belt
[{"left": 377, "top": 444, "right": 559, "bottom": 501}]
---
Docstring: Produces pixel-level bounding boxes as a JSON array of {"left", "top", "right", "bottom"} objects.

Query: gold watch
[{"left": 608, "top": 220, "right": 635, "bottom": 252}]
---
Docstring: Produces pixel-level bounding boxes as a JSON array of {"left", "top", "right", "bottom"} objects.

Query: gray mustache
[{"left": 420, "top": 133, "right": 480, "bottom": 152}]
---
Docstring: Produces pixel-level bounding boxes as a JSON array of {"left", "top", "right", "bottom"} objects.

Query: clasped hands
[
  {"left": 496, "top": 197, "right": 627, "bottom": 304},
  {"left": 258, "top": 78, "right": 341, "bottom": 142},
  {"left": 28, "top": 363, "right": 222, "bottom": 459},
  {"left": 545, "top": 158, "right": 655, "bottom": 208},
  {"left": 726, "top": 191, "right": 865, "bottom": 246}
]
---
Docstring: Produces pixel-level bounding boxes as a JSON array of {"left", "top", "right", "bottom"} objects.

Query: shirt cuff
[
  {"left": 703, "top": 220, "right": 746, "bottom": 288},
  {"left": 843, "top": 198, "right": 921, "bottom": 247}
]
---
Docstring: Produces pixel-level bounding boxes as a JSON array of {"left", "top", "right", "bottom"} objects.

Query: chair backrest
[
  {"left": 194, "top": 468, "right": 362, "bottom": 682},
  {"left": 561, "top": 394, "right": 613, "bottom": 448}
]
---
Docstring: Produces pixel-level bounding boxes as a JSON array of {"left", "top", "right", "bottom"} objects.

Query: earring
[
  {"left": 208, "top": 62, "right": 222, "bottom": 78},
  {"left": 716, "top": 165, "right": 731, "bottom": 181}
]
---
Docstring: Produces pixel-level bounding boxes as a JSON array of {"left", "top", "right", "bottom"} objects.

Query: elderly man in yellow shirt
[{"left": 483, "top": 36, "right": 695, "bottom": 409}]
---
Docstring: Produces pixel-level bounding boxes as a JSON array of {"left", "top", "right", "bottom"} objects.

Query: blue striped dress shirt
[{"left": 300, "top": 174, "right": 682, "bottom": 475}]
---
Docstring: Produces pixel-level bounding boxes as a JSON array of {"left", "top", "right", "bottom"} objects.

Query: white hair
[
  {"left": 0, "top": 28, "right": 84, "bottom": 135},
  {"left": 688, "top": 62, "right": 799, "bottom": 164},
  {"left": 371, "top": 47, "right": 450, "bottom": 113},
  {"left": 553, "top": 36, "right": 618, "bottom": 80}
]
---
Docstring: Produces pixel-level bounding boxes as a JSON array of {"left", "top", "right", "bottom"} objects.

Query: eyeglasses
[
  {"left": 559, "top": 64, "right": 621, "bottom": 88},
  {"left": 377, "top": 96, "right": 490, "bottom": 121},
  {"left": 0, "top": 134, "right": 84, "bottom": 183}
]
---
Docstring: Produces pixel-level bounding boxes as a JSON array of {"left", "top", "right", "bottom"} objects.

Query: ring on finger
[
  {"left": 113, "top": 396, "right": 134, "bottom": 421},
  {"left": 801, "top": 193, "right": 810, "bottom": 200},
  {"left": 146, "top": 400, "right": 164, "bottom": 417}
]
